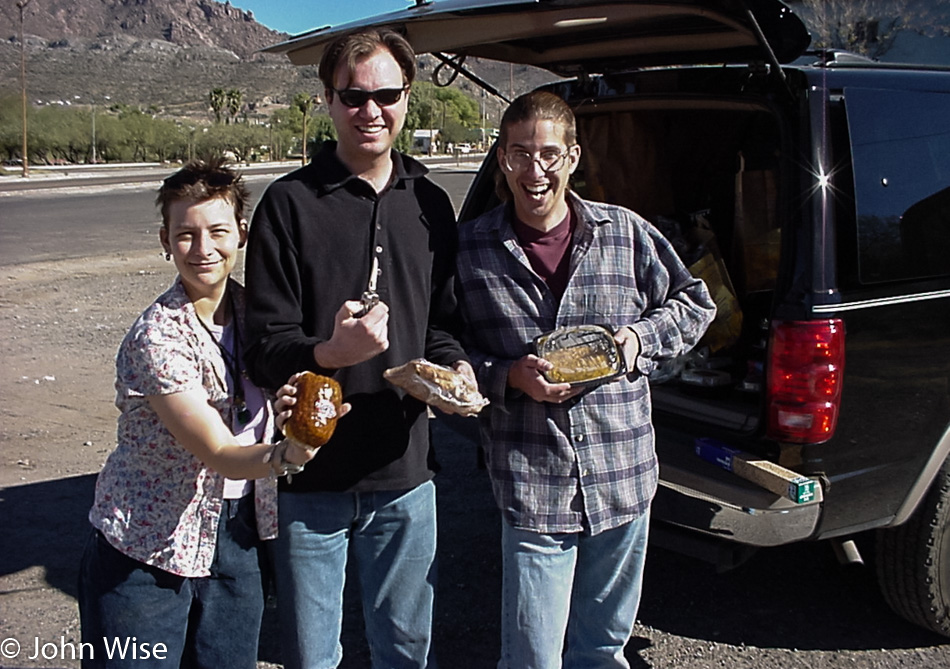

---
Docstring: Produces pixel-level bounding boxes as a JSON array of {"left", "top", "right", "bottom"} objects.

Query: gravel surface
[{"left": 1, "top": 185, "right": 948, "bottom": 668}]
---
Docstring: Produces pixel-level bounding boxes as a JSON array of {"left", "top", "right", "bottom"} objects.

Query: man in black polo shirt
[{"left": 243, "top": 28, "right": 473, "bottom": 669}]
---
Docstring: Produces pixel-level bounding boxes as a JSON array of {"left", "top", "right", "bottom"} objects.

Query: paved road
[
  {"left": 0, "top": 160, "right": 482, "bottom": 266},
  {"left": 0, "top": 156, "right": 481, "bottom": 193}
]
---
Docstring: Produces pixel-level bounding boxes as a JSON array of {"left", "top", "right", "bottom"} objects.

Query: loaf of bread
[
  {"left": 283, "top": 372, "right": 343, "bottom": 449},
  {"left": 384, "top": 359, "right": 489, "bottom": 416}
]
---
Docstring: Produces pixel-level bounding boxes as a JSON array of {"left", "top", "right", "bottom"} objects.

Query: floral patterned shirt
[{"left": 89, "top": 277, "right": 278, "bottom": 577}]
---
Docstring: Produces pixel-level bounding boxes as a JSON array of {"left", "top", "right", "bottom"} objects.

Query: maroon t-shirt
[{"left": 511, "top": 206, "right": 575, "bottom": 301}]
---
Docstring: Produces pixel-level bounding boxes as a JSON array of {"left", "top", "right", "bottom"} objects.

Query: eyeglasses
[
  {"left": 332, "top": 86, "right": 408, "bottom": 108},
  {"left": 502, "top": 148, "right": 572, "bottom": 173}
]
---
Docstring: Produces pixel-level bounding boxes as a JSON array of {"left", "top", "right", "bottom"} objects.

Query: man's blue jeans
[
  {"left": 273, "top": 481, "right": 438, "bottom": 669},
  {"left": 498, "top": 510, "right": 650, "bottom": 669},
  {"left": 78, "top": 495, "right": 265, "bottom": 669}
]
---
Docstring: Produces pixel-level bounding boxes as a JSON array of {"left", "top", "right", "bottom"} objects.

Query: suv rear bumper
[
  {"left": 653, "top": 462, "right": 823, "bottom": 546},
  {"left": 652, "top": 427, "right": 824, "bottom": 548}
]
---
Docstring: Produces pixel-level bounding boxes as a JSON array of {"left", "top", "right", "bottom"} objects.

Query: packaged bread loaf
[
  {"left": 384, "top": 359, "right": 489, "bottom": 416},
  {"left": 283, "top": 372, "right": 343, "bottom": 449}
]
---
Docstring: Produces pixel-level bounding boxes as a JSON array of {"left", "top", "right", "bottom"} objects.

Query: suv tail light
[{"left": 766, "top": 319, "right": 845, "bottom": 444}]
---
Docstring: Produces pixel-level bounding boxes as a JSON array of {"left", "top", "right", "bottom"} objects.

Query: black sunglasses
[{"left": 332, "top": 86, "right": 408, "bottom": 108}]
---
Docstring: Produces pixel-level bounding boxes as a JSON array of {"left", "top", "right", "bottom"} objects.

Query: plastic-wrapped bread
[
  {"left": 384, "top": 359, "right": 489, "bottom": 416},
  {"left": 283, "top": 372, "right": 343, "bottom": 449}
]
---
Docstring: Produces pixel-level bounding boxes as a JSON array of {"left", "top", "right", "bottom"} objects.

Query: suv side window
[{"left": 845, "top": 87, "right": 950, "bottom": 283}]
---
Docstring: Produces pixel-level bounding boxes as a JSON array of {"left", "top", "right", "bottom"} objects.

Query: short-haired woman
[{"left": 78, "top": 158, "right": 339, "bottom": 668}]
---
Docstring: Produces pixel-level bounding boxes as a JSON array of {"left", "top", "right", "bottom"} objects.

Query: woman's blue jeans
[
  {"left": 273, "top": 481, "right": 438, "bottom": 669},
  {"left": 78, "top": 495, "right": 265, "bottom": 669},
  {"left": 498, "top": 510, "right": 650, "bottom": 669}
]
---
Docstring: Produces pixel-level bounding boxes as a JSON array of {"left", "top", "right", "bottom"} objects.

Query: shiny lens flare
[{"left": 803, "top": 158, "right": 846, "bottom": 204}]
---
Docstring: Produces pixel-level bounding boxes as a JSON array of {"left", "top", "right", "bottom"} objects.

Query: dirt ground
[{"left": 2, "top": 185, "right": 950, "bottom": 669}]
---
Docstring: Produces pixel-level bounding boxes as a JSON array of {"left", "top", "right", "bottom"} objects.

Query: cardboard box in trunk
[{"left": 695, "top": 437, "right": 820, "bottom": 504}]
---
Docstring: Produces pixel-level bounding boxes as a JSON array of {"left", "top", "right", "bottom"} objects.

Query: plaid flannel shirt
[{"left": 457, "top": 193, "right": 716, "bottom": 535}]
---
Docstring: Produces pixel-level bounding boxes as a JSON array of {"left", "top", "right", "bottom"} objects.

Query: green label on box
[{"left": 789, "top": 477, "right": 817, "bottom": 504}]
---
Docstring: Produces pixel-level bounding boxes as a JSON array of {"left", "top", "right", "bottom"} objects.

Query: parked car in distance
[
  {"left": 266, "top": 0, "right": 950, "bottom": 638},
  {"left": 456, "top": 142, "right": 473, "bottom": 154}
]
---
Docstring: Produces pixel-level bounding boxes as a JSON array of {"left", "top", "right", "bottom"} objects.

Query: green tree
[
  {"left": 227, "top": 123, "right": 269, "bottom": 163},
  {"left": 306, "top": 114, "right": 336, "bottom": 157},
  {"left": 95, "top": 113, "right": 130, "bottom": 163},
  {"left": 267, "top": 107, "right": 299, "bottom": 160},
  {"left": 118, "top": 108, "right": 158, "bottom": 162},
  {"left": 194, "top": 125, "right": 234, "bottom": 159},
  {"left": 0, "top": 96, "right": 23, "bottom": 162},
  {"left": 403, "top": 82, "right": 481, "bottom": 153},
  {"left": 29, "top": 105, "right": 91, "bottom": 164},
  {"left": 226, "top": 88, "right": 244, "bottom": 125},
  {"left": 407, "top": 82, "right": 440, "bottom": 133},
  {"left": 435, "top": 87, "right": 480, "bottom": 128},
  {"left": 209, "top": 88, "right": 227, "bottom": 125},
  {"left": 294, "top": 92, "right": 321, "bottom": 163},
  {"left": 152, "top": 119, "right": 188, "bottom": 163}
]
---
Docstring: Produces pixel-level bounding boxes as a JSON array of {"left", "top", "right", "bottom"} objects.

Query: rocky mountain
[
  {"left": 0, "top": 0, "right": 557, "bottom": 123},
  {"left": 0, "top": 0, "right": 314, "bottom": 115},
  {"left": 3, "top": 0, "right": 286, "bottom": 58}
]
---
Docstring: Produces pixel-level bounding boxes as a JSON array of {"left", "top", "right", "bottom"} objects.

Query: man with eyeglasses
[
  {"left": 243, "top": 28, "right": 474, "bottom": 669},
  {"left": 455, "top": 91, "right": 716, "bottom": 668}
]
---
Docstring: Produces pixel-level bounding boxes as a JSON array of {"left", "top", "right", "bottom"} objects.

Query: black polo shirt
[{"left": 244, "top": 142, "right": 467, "bottom": 492}]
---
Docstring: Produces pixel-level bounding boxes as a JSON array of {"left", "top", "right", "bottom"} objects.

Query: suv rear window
[{"left": 846, "top": 87, "right": 950, "bottom": 283}]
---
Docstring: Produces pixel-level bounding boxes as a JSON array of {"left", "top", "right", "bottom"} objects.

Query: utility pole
[
  {"left": 91, "top": 102, "right": 97, "bottom": 164},
  {"left": 18, "top": 0, "right": 32, "bottom": 178},
  {"left": 91, "top": 95, "right": 110, "bottom": 164},
  {"left": 300, "top": 94, "right": 321, "bottom": 166}
]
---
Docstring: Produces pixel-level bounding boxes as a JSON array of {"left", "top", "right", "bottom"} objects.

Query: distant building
[{"left": 413, "top": 129, "right": 441, "bottom": 155}]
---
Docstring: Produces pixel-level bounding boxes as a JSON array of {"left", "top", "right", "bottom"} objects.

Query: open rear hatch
[{"left": 264, "top": 0, "right": 810, "bottom": 77}]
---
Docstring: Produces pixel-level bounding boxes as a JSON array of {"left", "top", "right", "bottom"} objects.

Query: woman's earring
[{"left": 164, "top": 252, "right": 171, "bottom": 261}]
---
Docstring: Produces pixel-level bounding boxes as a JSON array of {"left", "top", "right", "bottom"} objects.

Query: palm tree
[
  {"left": 209, "top": 88, "right": 226, "bottom": 125},
  {"left": 226, "top": 88, "right": 243, "bottom": 125},
  {"left": 294, "top": 92, "right": 320, "bottom": 164}
]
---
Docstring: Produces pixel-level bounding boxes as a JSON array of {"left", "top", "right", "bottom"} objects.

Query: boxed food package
[{"left": 694, "top": 437, "right": 819, "bottom": 504}]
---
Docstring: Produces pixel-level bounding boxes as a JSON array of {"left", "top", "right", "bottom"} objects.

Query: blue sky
[{"left": 234, "top": 1, "right": 409, "bottom": 35}]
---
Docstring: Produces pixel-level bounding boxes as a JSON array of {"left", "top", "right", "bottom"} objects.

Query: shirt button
[
  {"left": 376, "top": 245, "right": 383, "bottom": 253},
  {"left": 575, "top": 434, "right": 585, "bottom": 442}
]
